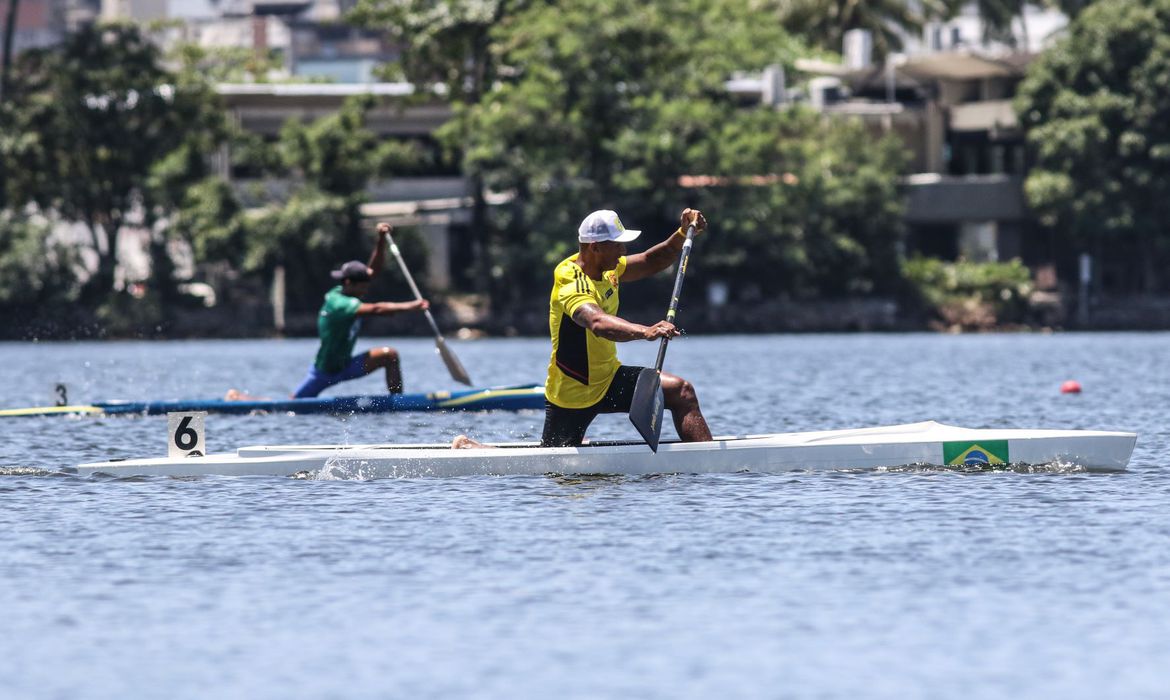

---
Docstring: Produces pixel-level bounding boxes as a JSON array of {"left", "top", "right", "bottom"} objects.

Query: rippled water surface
[{"left": 2, "top": 333, "right": 1168, "bottom": 698}]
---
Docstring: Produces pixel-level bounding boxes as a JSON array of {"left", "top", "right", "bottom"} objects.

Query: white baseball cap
[{"left": 578, "top": 210, "right": 641, "bottom": 243}]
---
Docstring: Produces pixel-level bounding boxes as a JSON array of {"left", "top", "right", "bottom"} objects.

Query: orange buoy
[{"left": 1060, "top": 380, "right": 1082, "bottom": 394}]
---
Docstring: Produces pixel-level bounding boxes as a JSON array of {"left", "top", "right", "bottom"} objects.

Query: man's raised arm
[
  {"left": 622, "top": 209, "right": 707, "bottom": 283},
  {"left": 367, "top": 222, "right": 391, "bottom": 279}
]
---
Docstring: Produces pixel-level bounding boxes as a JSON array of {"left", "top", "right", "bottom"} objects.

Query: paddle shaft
[
  {"left": 383, "top": 230, "right": 473, "bottom": 385},
  {"left": 653, "top": 224, "right": 697, "bottom": 370},
  {"left": 627, "top": 223, "right": 698, "bottom": 452},
  {"left": 384, "top": 231, "right": 446, "bottom": 340}
]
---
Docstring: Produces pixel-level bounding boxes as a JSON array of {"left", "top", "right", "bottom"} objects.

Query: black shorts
[{"left": 541, "top": 365, "right": 643, "bottom": 447}]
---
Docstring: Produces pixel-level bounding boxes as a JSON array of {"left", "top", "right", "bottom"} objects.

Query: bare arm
[
  {"left": 622, "top": 208, "right": 706, "bottom": 283},
  {"left": 621, "top": 232, "right": 685, "bottom": 283},
  {"left": 356, "top": 299, "right": 428, "bottom": 317},
  {"left": 368, "top": 223, "right": 391, "bottom": 279},
  {"left": 571, "top": 303, "right": 678, "bottom": 342}
]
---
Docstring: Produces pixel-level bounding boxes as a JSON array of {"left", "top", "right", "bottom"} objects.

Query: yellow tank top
[{"left": 545, "top": 254, "right": 627, "bottom": 408}]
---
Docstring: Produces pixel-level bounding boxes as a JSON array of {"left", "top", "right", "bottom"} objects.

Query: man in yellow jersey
[{"left": 538, "top": 208, "right": 713, "bottom": 446}]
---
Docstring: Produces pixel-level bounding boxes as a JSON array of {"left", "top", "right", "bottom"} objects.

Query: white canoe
[{"left": 72, "top": 421, "right": 1136, "bottom": 478}]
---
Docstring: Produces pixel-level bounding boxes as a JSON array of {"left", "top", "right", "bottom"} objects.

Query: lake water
[{"left": 1, "top": 333, "right": 1168, "bottom": 698}]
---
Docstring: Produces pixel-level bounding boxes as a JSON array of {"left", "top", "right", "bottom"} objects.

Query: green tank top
[{"left": 314, "top": 286, "right": 362, "bottom": 373}]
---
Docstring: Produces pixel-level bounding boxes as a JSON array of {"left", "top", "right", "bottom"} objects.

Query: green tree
[
  {"left": 347, "top": 0, "right": 510, "bottom": 98},
  {"left": 458, "top": 0, "right": 909, "bottom": 302},
  {"left": 932, "top": 0, "right": 1046, "bottom": 49},
  {"left": 1051, "top": 0, "right": 1095, "bottom": 18},
  {"left": 0, "top": 212, "right": 80, "bottom": 307},
  {"left": 350, "top": 0, "right": 907, "bottom": 306},
  {"left": 1, "top": 23, "right": 227, "bottom": 301},
  {"left": 968, "top": 0, "right": 1031, "bottom": 47},
  {"left": 170, "top": 42, "right": 285, "bottom": 84},
  {"left": 780, "top": 0, "right": 932, "bottom": 57},
  {"left": 902, "top": 256, "right": 1033, "bottom": 329},
  {"left": 787, "top": 0, "right": 1081, "bottom": 57},
  {"left": 685, "top": 109, "right": 909, "bottom": 299},
  {"left": 180, "top": 95, "right": 420, "bottom": 312},
  {"left": 170, "top": 177, "right": 249, "bottom": 266},
  {"left": 1016, "top": 0, "right": 1170, "bottom": 292},
  {"left": 0, "top": 0, "right": 18, "bottom": 102},
  {"left": 142, "top": 45, "right": 234, "bottom": 303},
  {"left": 347, "top": 0, "right": 517, "bottom": 295}
]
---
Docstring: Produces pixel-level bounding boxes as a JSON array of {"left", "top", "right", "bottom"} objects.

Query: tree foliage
[
  {"left": 170, "top": 95, "right": 421, "bottom": 312},
  {"left": 0, "top": 0, "right": 925, "bottom": 335},
  {"left": 780, "top": 0, "right": 930, "bottom": 57},
  {"left": 782, "top": 0, "right": 1078, "bottom": 57},
  {"left": 169, "top": 43, "right": 285, "bottom": 84},
  {"left": 963, "top": 0, "right": 1032, "bottom": 47},
  {"left": 1, "top": 0, "right": 19, "bottom": 103},
  {"left": 0, "top": 23, "right": 227, "bottom": 300},
  {"left": 0, "top": 212, "right": 80, "bottom": 306},
  {"left": 456, "top": 0, "right": 905, "bottom": 302},
  {"left": 687, "top": 110, "right": 908, "bottom": 298},
  {"left": 348, "top": 0, "right": 518, "bottom": 295},
  {"left": 348, "top": 0, "right": 510, "bottom": 101},
  {"left": 902, "top": 256, "right": 1034, "bottom": 329},
  {"left": 460, "top": 0, "right": 802, "bottom": 288},
  {"left": 1051, "top": 0, "right": 1095, "bottom": 18},
  {"left": 1016, "top": 0, "right": 1170, "bottom": 290}
]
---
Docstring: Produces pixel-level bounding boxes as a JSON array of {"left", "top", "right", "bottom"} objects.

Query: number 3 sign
[{"left": 168, "top": 412, "right": 207, "bottom": 458}]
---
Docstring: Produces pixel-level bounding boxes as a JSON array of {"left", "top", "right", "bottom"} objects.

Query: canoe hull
[
  {"left": 1, "top": 385, "right": 544, "bottom": 418},
  {"left": 73, "top": 421, "right": 1137, "bottom": 478}
]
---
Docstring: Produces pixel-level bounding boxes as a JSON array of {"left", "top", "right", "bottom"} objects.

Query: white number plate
[{"left": 168, "top": 412, "right": 207, "bottom": 458}]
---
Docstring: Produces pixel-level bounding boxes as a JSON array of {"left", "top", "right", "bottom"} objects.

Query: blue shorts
[{"left": 293, "top": 353, "right": 370, "bottom": 398}]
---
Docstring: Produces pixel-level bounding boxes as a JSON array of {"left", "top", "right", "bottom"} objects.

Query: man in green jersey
[{"left": 292, "top": 223, "right": 430, "bottom": 398}]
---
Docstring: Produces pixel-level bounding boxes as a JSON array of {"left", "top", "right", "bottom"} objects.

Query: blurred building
[
  {"left": 96, "top": 0, "right": 394, "bottom": 83},
  {"left": 1, "top": 0, "right": 98, "bottom": 52},
  {"left": 733, "top": 4, "right": 1069, "bottom": 275}
]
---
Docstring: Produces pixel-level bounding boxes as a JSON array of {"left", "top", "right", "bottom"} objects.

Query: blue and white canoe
[
  {"left": 0, "top": 384, "right": 545, "bottom": 418},
  {"left": 72, "top": 421, "right": 1137, "bottom": 478}
]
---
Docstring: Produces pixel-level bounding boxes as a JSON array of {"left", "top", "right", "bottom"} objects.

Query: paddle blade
[
  {"left": 435, "top": 338, "right": 473, "bottom": 386},
  {"left": 629, "top": 367, "right": 665, "bottom": 452}
]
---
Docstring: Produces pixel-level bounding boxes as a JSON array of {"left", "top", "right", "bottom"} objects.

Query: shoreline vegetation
[
  {"left": 6, "top": 4, "right": 1169, "bottom": 341},
  {"left": 8, "top": 290, "right": 1166, "bottom": 342}
]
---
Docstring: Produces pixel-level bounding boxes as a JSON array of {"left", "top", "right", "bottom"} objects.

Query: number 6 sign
[{"left": 168, "top": 412, "right": 207, "bottom": 458}]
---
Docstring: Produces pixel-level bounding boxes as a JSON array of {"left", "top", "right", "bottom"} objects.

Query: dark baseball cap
[{"left": 331, "top": 260, "right": 371, "bottom": 282}]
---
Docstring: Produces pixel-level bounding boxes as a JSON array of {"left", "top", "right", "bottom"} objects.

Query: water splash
[
  {"left": 874, "top": 461, "right": 1089, "bottom": 475},
  {"left": 0, "top": 466, "right": 56, "bottom": 477}
]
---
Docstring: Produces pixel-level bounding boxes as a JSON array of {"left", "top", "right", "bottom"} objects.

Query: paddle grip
[{"left": 653, "top": 224, "right": 696, "bottom": 371}]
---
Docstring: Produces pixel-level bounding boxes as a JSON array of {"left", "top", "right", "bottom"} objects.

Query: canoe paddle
[
  {"left": 629, "top": 223, "right": 697, "bottom": 452},
  {"left": 383, "top": 229, "right": 473, "bottom": 386}
]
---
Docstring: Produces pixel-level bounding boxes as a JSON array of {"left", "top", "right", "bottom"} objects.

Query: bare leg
[
  {"left": 364, "top": 347, "right": 403, "bottom": 393},
  {"left": 660, "top": 372, "right": 713, "bottom": 442},
  {"left": 224, "top": 389, "right": 267, "bottom": 401}
]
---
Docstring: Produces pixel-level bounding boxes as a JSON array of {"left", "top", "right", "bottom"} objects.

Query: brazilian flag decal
[{"left": 943, "top": 440, "right": 1009, "bottom": 466}]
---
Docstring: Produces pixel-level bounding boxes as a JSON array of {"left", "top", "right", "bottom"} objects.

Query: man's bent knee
[
  {"left": 662, "top": 374, "right": 699, "bottom": 406},
  {"left": 367, "top": 347, "right": 399, "bottom": 367}
]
